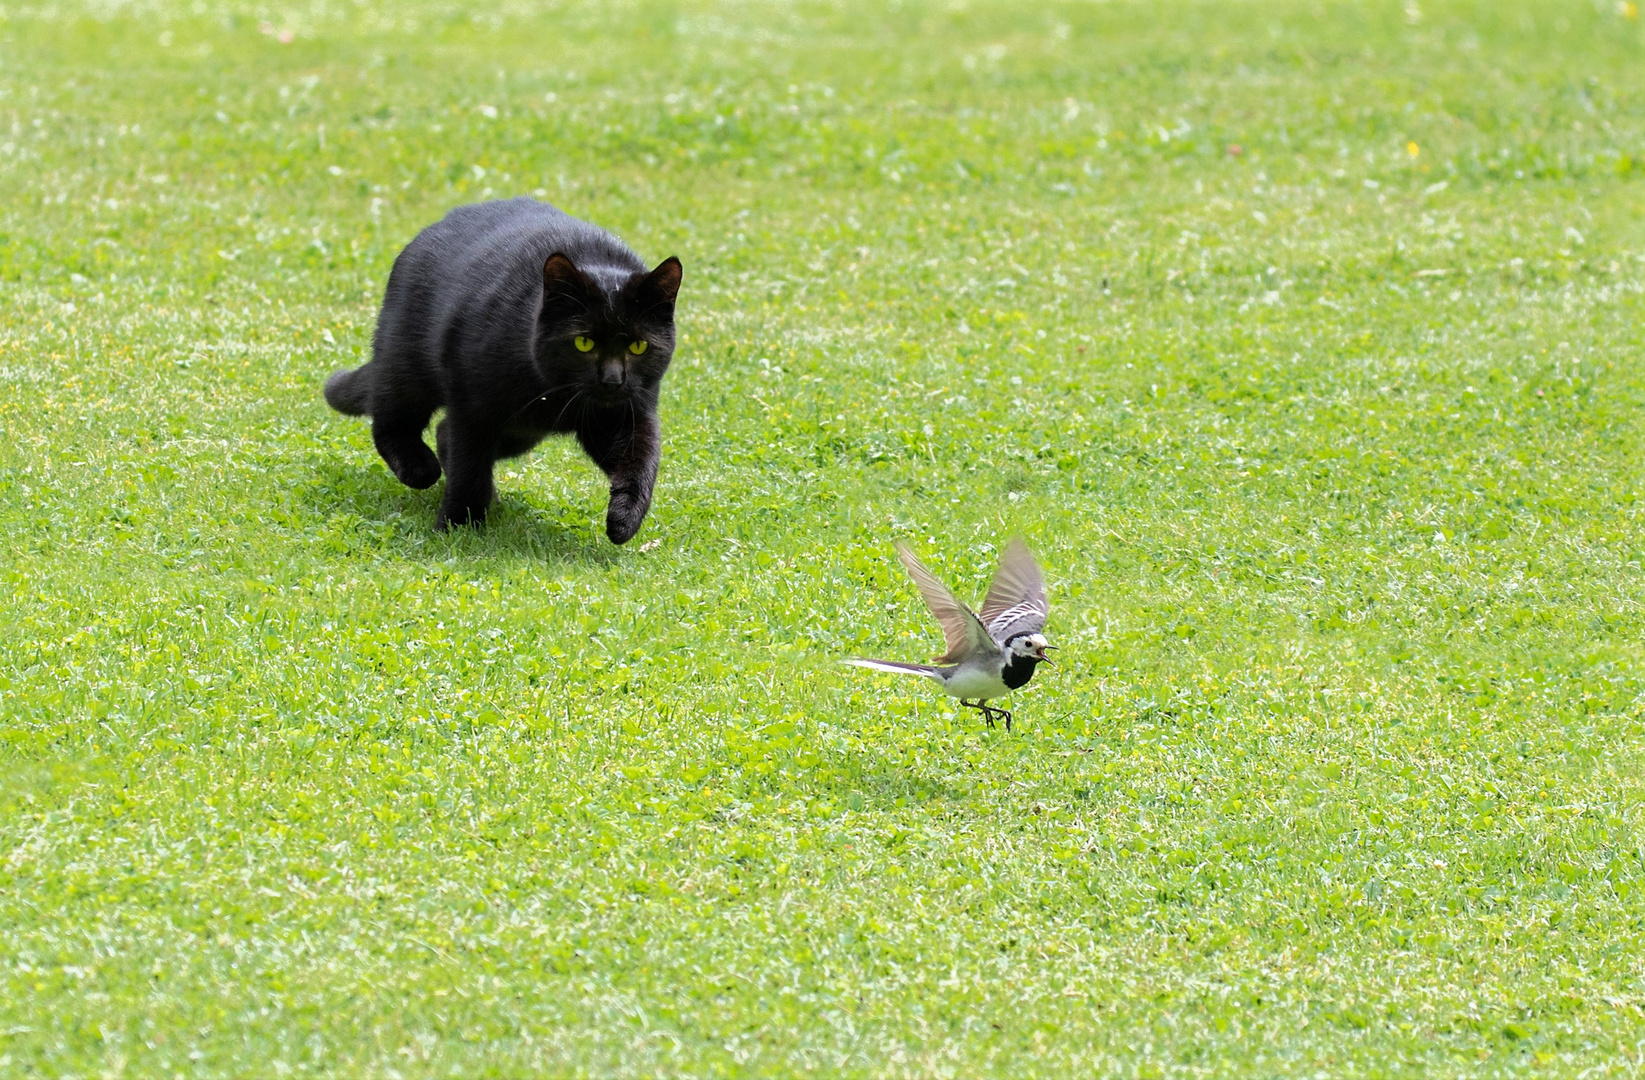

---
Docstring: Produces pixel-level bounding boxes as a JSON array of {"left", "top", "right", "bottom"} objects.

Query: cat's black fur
[{"left": 324, "top": 198, "right": 682, "bottom": 543}]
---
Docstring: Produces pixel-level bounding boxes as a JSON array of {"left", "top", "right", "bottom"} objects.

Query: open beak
[{"left": 1038, "top": 645, "right": 1058, "bottom": 666}]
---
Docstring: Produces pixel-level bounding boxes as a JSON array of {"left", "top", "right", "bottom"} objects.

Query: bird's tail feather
[{"left": 846, "top": 658, "right": 943, "bottom": 681}]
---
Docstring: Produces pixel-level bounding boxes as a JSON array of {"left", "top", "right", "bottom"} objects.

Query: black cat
[{"left": 324, "top": 198, "right": 682, "bottom": 543}]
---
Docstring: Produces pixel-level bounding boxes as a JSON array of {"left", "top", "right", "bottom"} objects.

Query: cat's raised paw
[
  {"left": 605, "top": 493, "right": 647, "bottom": 545},
  {"left": 386, "top": 446, "right": 441, "bottom": 490}
]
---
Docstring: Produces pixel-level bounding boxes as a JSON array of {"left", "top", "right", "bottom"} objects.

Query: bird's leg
[
  {"left": 976, "top": 703, "right": 1011, "bottom": 731},
  {"left": 960, "top": 700, "right": 994, "bottom": 728}
]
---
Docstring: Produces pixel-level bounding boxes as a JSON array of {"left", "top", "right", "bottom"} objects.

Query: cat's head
[{"left": 537, "top": 252, "right": 683, "bottom": 406}]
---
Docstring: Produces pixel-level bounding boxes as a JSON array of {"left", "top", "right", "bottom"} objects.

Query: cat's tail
[{"left": 323, "top": 366, "right": 371, "bottom": 415}]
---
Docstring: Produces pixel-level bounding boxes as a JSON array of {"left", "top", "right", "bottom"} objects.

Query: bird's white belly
[{"left": 943, "top": 666, "right": 1009, "bottom": 701}]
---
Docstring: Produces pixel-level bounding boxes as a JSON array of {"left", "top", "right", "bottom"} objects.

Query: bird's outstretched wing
[
  {"left": 896, "top": 542, "right": 999, "bottom": 664},
  {"left": 979, "top": 537, "right": 1049, "bottom": 644}
]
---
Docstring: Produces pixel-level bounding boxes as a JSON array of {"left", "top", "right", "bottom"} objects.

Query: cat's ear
[
  {"left": 541, "top": 252, "right": 594, "bottom": 306},
  {"left": 636, "top": 256, "right": 683, "bottom": 308}
]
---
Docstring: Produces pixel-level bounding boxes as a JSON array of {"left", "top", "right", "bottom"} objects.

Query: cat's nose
[{"left": 599, "top": 363, "right": 624, "bottom": 386}]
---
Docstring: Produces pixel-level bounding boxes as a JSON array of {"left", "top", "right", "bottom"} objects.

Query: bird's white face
[{"left": 1008, "top": 633, "right": 1055, "bottom": 664}]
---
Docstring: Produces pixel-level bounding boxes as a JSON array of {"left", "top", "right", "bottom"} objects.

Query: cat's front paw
[{"left": 605, "top": 489, "right": 649, "bottom": 545}]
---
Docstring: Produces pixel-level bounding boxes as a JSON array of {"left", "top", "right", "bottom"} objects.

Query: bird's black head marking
[{"left": 1001, "top": 632, "right": 1052, "bottom": 690}]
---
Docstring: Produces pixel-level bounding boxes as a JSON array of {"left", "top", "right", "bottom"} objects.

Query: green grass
[{"left": 2, "top": 0, "right": 1644, "bottom": 1075}]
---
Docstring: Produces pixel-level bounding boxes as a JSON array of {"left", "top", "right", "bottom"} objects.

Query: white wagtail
[{"left": 848, "top": 538, "right": 1054, "bottom": 731}]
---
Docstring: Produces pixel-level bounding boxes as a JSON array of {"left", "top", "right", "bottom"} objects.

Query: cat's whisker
[
  {"left": 499, "top": 379, "right": 599, "bottom": 427},
  {"left": 499, "top": 394, "right": 550, "bottom": 427},
  {"left": 551, "top": 389, "right": 588, "bottom": 429}
]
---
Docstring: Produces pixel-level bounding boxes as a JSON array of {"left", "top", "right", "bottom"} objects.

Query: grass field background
[{"left": 2, "top": 0, "right": 1644, "bottom": 1075}]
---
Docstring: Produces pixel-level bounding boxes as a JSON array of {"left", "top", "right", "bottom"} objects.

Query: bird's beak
[{"left": 1038, "top": 646, "right": 1057, "bottom": 666}]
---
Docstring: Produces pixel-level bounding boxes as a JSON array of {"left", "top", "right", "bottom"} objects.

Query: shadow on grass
[
  {"left": 301, "top": 459, "right": 618, "bottom": 566},
  {"left": 803, "top": 738, "right": 976, "bottom": 806},
  {"left": 848, "top": 765, "right": 970, "bottom": 805},
  {"left": 0, "top": 756, "right": 120, "bottom": 811}
]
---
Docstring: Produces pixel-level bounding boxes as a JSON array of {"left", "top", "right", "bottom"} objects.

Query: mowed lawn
[{"left": 2, "top": 0, "right": 1644, "bottom": 1075}]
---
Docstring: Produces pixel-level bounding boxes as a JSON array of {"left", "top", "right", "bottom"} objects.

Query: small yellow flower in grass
[
  {"left": 1407, "top": 141, "right": 1420, "bottom": 158},
  {"left": 1621, "top": 1, "right": 1639, "bottom": 18}
]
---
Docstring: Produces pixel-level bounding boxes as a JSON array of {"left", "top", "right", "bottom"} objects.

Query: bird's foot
[
  {"left": 976, "top": 703, "right": 1012, "bottom": 731},
  {"left": 961, "top": 700, "right": 995, "bottom": 729}
]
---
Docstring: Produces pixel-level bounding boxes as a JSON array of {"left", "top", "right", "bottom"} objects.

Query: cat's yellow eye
[
  {"left": 573, "top": 336, "right": 595, "bottom": 353},
  {"left": 628, "top": 340, "right": 649, "bottom": 356}
]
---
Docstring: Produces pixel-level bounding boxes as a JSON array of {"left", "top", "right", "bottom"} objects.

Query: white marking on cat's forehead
[{"left": 583, "top": 264, "right": 637, "bottom": 292}]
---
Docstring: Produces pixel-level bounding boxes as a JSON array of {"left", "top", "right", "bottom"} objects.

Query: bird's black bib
[{"left": 1001, "top": 653, "right": 1040, "bottom": 691}]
